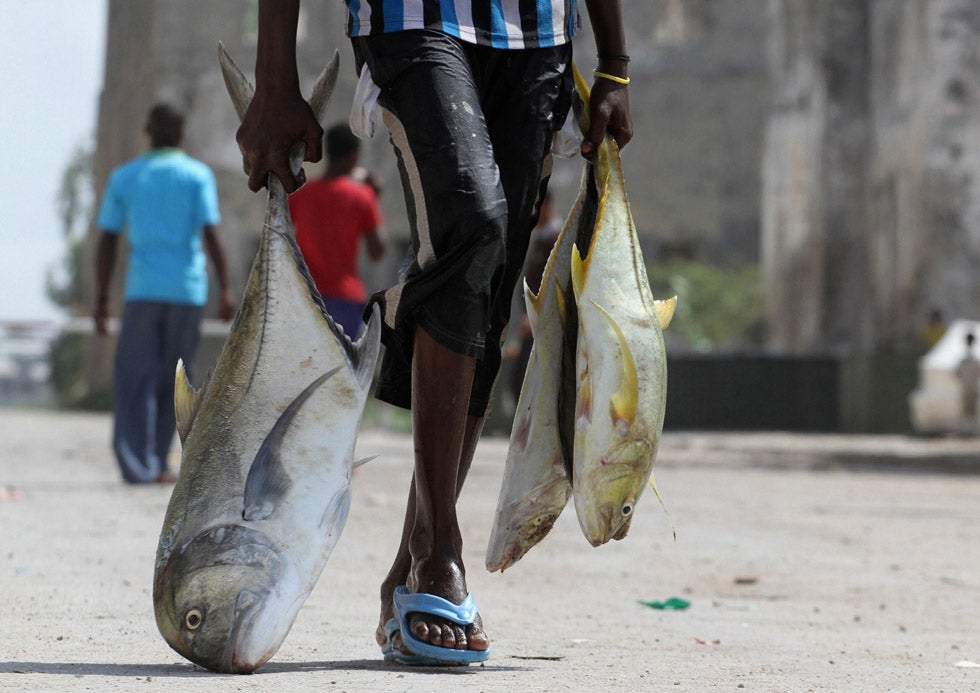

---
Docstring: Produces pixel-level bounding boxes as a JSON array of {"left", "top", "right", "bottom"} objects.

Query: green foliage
[
  {"left": 648, "top": 259, "right": 766, "bottom": 351},
  {"left": 48, "top": 332, "right": 112, "bottom": 410},
  {"left": 46, "top": 141, "right": 94, "bottom": 314}
]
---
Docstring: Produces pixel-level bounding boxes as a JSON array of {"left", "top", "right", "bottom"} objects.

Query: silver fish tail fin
[
  {"left": 307, "top": 51, "right": 341, "bottom": 126},
  {"left": 217, "top": 43, "right": 340, "bottom": 193},
  {"left": 218, "top": 41, "right": 339, "bottom": 128},
  {"left": 217, "top": 42, "right": 254, "bottom": 122}
]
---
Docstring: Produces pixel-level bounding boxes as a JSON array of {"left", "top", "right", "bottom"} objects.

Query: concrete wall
[{"left": 763, "top": 0, "right": 980, "bottom": 354}]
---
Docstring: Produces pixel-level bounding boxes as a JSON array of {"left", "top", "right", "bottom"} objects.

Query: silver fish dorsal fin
[
  {"left": 174, "top": 359, "right": 201, "bottom": 444},
  {"left": 354, "top": 303, "right": 383, "bottom": 389}
]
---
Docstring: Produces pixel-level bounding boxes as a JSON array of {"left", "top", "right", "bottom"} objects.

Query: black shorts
[{"left": 354, "top": 29, "right": 573, "bottom": 416}]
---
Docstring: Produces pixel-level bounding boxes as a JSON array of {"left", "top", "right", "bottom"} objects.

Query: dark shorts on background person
[{"left": 354, "top": 29, "right": 572, "bottom": 417}]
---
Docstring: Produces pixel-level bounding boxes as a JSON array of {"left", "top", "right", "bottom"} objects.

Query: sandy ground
[{"left": 1, "top": 409, "right": 979, "bottom": 692}]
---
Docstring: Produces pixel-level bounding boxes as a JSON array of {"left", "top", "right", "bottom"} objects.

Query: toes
[
  {"left": 451, "top": 624, "right": 467, "bottom": 649},
  {"left": 466, "top": 623, "right": 490, "bottom": 651},
  {"left": 409, "top": 616, "right": 475, "bottom": 649},
  {"left": 409, "top": 617, "right": 433, "bottom": 645},
  {"left": 437, "top": 623, "right": 456, "bottom": 649}
]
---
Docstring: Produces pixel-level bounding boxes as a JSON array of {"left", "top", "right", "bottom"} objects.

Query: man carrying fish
[{"left": 236, "top": 0, "right": 633, "bottom": 666}]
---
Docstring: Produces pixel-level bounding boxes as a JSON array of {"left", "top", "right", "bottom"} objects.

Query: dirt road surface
[{"left": 1, "top": 410, "right": 978, "bottom": 692}]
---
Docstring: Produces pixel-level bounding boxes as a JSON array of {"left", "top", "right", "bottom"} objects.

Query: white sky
[{"left": 0, "top": 0, "right": 107, "bottom": 323}]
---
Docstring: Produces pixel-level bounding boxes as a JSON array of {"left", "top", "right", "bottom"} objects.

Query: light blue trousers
[{"left": 112, "top": 301, "right": 202, "bottom": 483}]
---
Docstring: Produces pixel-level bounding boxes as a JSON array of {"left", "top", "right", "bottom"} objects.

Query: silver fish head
[
  {"left": 153, "top": 524, "right": 298, "bottom": 674},
  {"left": 574, "top": 439, "right": 653, "bottom": 546}
]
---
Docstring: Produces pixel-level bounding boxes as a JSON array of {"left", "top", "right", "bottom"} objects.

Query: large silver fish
[
  {"left": 152, "top": 46, "right": 381, "bottom": 674},
  {"left": 484, "top": 165, "right": 593, "bottom": 572},
  {"left": 569, "top": 68, "right": 675, "bottom": 547}
]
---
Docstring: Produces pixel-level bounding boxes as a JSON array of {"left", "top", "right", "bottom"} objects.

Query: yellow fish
[{"left": 569, "top": 65, "right": 676, "bottom": 546}]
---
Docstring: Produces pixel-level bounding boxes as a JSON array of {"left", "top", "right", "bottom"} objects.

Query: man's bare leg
[{"left": 376, "top": 326, "right": 489, "bottom": 652}]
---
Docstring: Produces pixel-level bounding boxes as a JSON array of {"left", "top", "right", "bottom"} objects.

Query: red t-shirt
[{"left": 288, "top": 176, "right": 382, "bottom": 302}]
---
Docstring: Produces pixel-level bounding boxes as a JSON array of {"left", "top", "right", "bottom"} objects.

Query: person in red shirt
[{"left": 289, "top": 123, "right": 386, "bottom": 337}]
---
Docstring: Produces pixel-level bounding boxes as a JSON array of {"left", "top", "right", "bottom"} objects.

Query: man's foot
[
  {"left": 377, "top": 563, "right": 409, "bottom": 648},
  {"left": 377, "top": 562, "right": 490, "bottom": 658},
  {"left": 156, "top": 470, "right": 177, "bottom": 484},
  {"left": 399, "top": 557, "right": 489, "bottom": 653}
]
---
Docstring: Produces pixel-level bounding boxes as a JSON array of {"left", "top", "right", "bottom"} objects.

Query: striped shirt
[{"left": 346, "top": 0, "right": 578, "bottom": 49}]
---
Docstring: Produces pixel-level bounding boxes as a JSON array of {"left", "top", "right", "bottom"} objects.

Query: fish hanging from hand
[
  {"left": 487, "top": 63, "right": 675, "bottom": 570},
  {"left": 152, "top": 45, "right": 381, "bottom": 674}
]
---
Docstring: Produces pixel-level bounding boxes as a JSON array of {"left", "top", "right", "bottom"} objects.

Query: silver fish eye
[
  {"left": 622, "top": 503, "right": 633, "bottom": 517},
  {"left": 185, "top": 608, "right": 204, "bottom": 630}
]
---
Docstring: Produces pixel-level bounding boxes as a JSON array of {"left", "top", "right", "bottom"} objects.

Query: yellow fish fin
[
  {"left": 571, "top": 242, "right": 588, "bottom": 300},
  {"left": 554, "top": 277, "right": 569, "bottom": 328},
  {"left": 654, "top": 296, "right": 678, "bottom": 330},
  {"left": 648, "top": 471, "right": 676, "bottom": 540},
  {"left": 591, "top": 300, "right": 637, "bottom": 431},
  {"left": 523, "top": 278, "right": 542, "bottom": 337},
  {"left": 174, "top": 359, "right": 201, "bottom": 445},
  {"left": 595, "top": 135, "right": 621, "bottom": 185},
  {"left": 571, "top": 174, "right": 608, "bottom": 299},
  {"left": 571, "top": 62, "right": 591, "bottom": 134}
]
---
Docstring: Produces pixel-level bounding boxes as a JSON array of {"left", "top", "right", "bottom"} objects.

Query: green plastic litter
[{"left": 638, "top": 597, "right": 691, "bottom": 610}]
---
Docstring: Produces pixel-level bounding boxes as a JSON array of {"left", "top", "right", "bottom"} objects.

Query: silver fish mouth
[
  {"left": 154, "top": 524, "right": 285, "bottom": 674},
  {"left": 227, "top": 588, "right": 266, "bottom": 673}
]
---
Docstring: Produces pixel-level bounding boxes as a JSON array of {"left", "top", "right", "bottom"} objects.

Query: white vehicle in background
[{"left": 909, "top": 319, "right": 980, "bottom": 435}]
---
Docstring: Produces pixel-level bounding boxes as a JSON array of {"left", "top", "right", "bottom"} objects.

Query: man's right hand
[{"left": 236, "top": 89, "right": 323, "bottom": 194}]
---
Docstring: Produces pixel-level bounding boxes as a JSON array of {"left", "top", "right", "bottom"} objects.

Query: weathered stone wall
[
  {"left": 763, "top": 0, "right": 980, "bottom": 354},
  {"left": 867, "top": 0, "right": 980, "bottom": 348},
  {"left": 761, "top": 1, "right": 873, "bottom": 353},
  {"left": 579, "top": 0, "right": 770, "bottom": 263}
]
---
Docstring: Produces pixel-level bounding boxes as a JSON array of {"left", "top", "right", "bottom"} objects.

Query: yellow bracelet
[{"left": 593, "top": 69, "right": 630, "bottom": 85}]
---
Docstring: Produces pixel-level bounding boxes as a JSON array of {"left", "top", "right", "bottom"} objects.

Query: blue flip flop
[
  {"left": 388, "top": 585, "right": 491, "bottom": 666},
  {"left": 381, "top": 617, "right": 436, "bottom": 666}
]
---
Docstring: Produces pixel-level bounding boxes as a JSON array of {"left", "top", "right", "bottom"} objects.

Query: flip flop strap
[{"left": 393, "top": 586, "right": 479, "bottom": 625}]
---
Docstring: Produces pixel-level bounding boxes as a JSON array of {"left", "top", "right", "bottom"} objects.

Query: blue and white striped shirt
[{"left": 346, "top": 0, "right": 578, "bottom": 49}]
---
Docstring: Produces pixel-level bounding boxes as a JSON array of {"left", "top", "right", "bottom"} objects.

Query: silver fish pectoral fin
[{"left": 242, "top": 368, "right": 340, "bottom": 521}]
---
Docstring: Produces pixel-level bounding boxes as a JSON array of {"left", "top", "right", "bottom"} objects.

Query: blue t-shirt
[
  {"left": 346, "top": 0, "right": 578, "bottom": 49},
  {"left": 96, "top": 148, "right": 220, "bottom": 306}
]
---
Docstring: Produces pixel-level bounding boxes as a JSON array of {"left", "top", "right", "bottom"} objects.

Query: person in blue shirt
[
  {"left": 93, "top": 103, "right": 235, "bottom": 485},
  {"left": 236, "top": 0, "right": 632, "bottom": 665}
]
